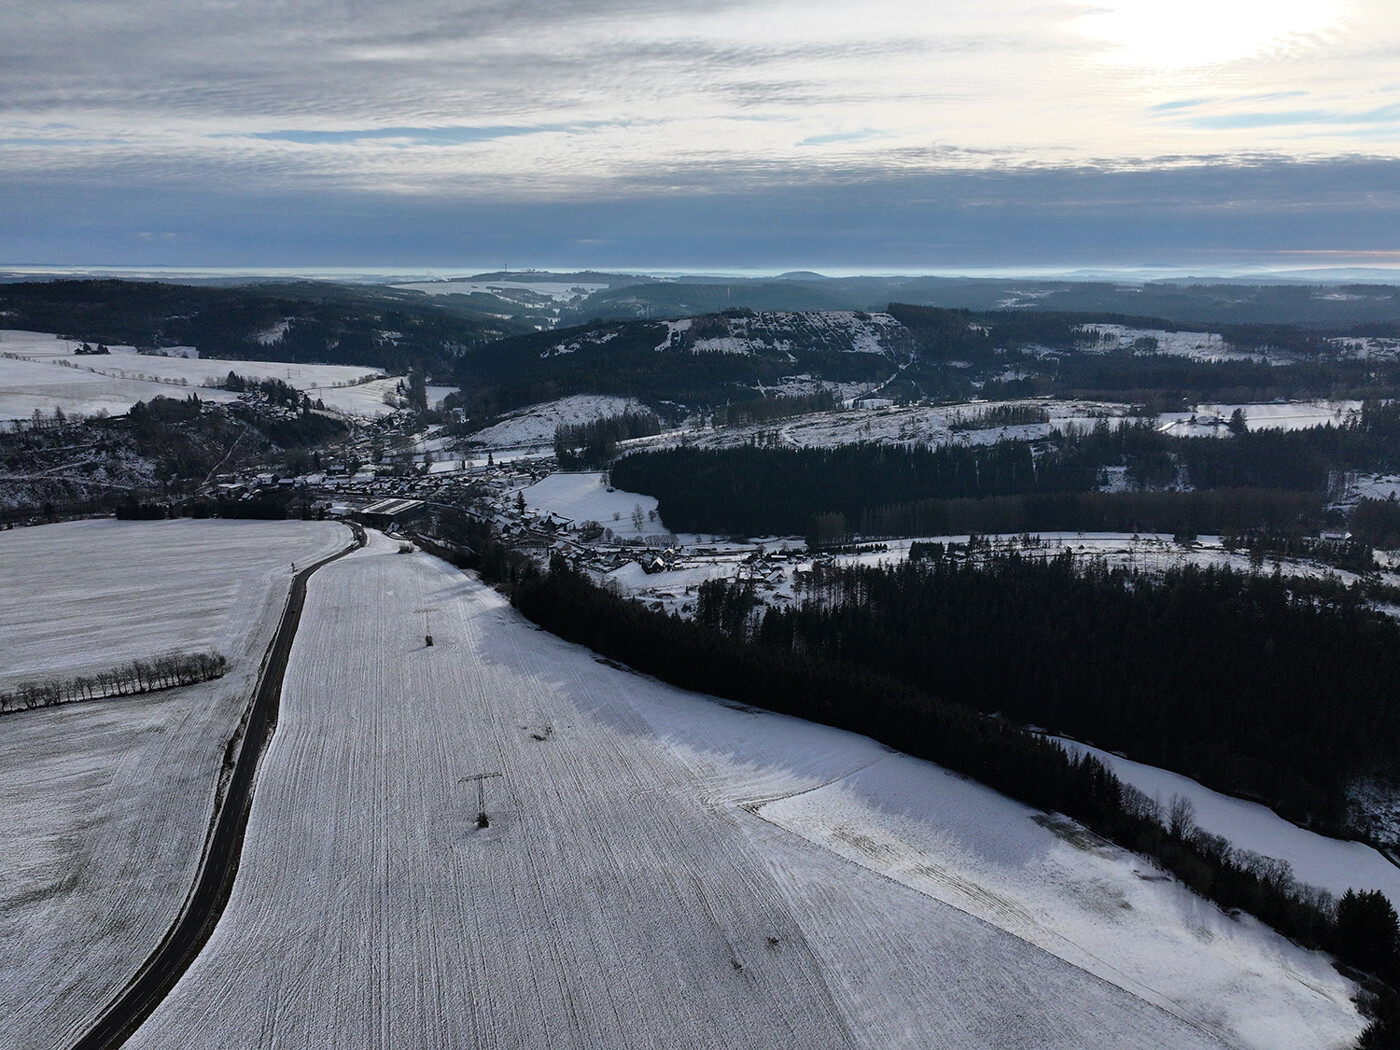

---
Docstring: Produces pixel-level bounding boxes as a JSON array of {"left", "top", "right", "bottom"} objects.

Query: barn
[{"left": 352, "top": 498, "right": 427, "bottom": 531}]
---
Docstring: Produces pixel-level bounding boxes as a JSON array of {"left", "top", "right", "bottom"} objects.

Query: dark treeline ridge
[
  {"left": 554, "top": 410, "right": 660, "bottom": 470},
  {"left": 416, "top": 525, "right": 1400, "bottom": 1041},
  {"left": 889, "top": 303, "right": 1098, "bottom": 355},
  {"left": 611, "top": 441, "right": 1100, "bottom": 537},
  {"left": 0, "top": 279, "right": 521, "bottom": 373},
  {"left": 705, "top": 552, "right": 1400, "bottom": 832},
  {"left": 1038, "top": 356, "right": 1400, "bottom": 412},
  {"left": 612, "top": 405, "right": 1400, "bottom": 541},
  {"left": 858, "top": 488, "right": 1323, "bottom": 543},
  {"left": 0, "top": 650, "right": 228, "bottom": 714},
  {"left": 716, "top": 389, "right": 839, "bottom": 427},
  {"left": 116, "top": 495, "right": 317, "bottom": 521},
  {"left": 451, "top": 301, "right": 1400, "bottom": 413},
  {"left": 887, "top": 303, "right": 1400, "bottom": 405}
]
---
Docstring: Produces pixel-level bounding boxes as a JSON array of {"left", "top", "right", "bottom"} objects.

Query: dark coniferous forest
[
  {"left": 701, "top": 552, "right": 1400, "bottom": 829},
  {"left": 612, "top": 403, "right": 1400, "bottom": 541}
]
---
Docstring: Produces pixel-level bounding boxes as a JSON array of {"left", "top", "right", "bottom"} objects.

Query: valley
[{"left": 6, "top": 274, "right": 1400, "bottom": 1049}]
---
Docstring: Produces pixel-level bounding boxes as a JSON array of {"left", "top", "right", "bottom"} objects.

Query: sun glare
[{"left": 1076, "top": 0, "right": 1344, "bottom": 69}]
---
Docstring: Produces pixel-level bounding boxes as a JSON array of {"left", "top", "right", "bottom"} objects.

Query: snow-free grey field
[
  {"left": 128, "top": 532, "right": 1361, "bottom": 1049},
  {"left": 0, "top": 519, "right": 349, "bottom": 1050}
]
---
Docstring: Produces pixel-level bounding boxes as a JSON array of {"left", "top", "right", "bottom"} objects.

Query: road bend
[{"left": 70, "top": 522, "right": 367, "bottom": 1050}]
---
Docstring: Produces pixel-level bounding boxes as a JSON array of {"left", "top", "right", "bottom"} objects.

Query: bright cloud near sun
[{"left": 1075, "top": 0, "right": 1347, "bottom": 69}]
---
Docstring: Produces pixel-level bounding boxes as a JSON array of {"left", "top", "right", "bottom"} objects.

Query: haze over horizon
[{"left": 3, "top": 0, "right": 1398, "bottom": 272}]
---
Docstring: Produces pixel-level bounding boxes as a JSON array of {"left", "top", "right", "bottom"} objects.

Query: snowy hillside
[
  {"left": 0, "top": 329, "right": 393, "bottom": 421},
  {"left": 651, "top": 311, "right": 911, "bottom": 356},
  {"left": 523, "top": 311, "right": 913, "bottom": 363},
  {"left": 125, "top": 534, "right": 1361, "bottom": 1049},
  {"left": 467, "top": 394, "right": 649, "bottom": 451},
  {"left": 1058, "top": 738, "right": 1400, "bottom": 911}
]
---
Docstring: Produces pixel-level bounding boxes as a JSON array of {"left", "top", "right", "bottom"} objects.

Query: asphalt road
[{"left": 70, "top": 522, "right": 366, "bottom": 1050}]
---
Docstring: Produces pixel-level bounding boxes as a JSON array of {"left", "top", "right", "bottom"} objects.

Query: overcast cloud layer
[{"left": 3, "top": 0, "right": 1399, "bottom": 270}]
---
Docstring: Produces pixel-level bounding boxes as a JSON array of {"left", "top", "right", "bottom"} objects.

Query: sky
[{"left": 3, "top": 0, "right": 1399, "bottom": 273}]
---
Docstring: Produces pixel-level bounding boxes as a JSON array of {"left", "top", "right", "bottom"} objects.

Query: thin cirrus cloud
[
  {"left": 233, "top": 124, "right": 617, "bottom": 147},
  {"left": 1185, "top": 103, "right": 1400, "bottom": 131},
  {"left": 0, "top": 0, "right": 1397, "bottom": 267}
]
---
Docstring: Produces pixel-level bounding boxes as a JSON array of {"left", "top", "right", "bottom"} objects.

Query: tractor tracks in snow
[{"left": 69, "top": 523, "right": 365, "bottom": 1050}]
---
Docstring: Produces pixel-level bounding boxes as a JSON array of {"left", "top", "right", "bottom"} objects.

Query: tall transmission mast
[{"left": 460, "top": 771, "right": 503, "bottom": 828}]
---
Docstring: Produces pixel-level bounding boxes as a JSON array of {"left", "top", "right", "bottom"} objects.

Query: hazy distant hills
[
  {"left": 559, "top": 273, "right": 1400, "bottom": 328},
  {"left": 5, "top": 275, "right": 1400, "bottom": 421},
  {"left": 398, "top": 269, "right": 1400, "bottom": 327}
]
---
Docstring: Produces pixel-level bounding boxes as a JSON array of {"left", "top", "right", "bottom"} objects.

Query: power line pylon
[{"left": 460, "top": 771, "right": 503, "bottom": 828}]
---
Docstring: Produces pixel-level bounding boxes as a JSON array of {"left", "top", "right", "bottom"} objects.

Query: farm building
[{"left": 351, "top": 498, "right": 427, "bottom": 531}]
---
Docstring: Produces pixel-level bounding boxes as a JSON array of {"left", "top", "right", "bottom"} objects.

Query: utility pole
[
  {"left": 417, "top": 606, "right": 438, "bottom": 647},
  {"left": 460, "top": 771, "right": 503, "bottom": 828}
]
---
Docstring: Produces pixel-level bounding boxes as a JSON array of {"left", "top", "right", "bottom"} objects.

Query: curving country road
[{"left": 70, "top": 522, "right": 365, "bottom": 1050}]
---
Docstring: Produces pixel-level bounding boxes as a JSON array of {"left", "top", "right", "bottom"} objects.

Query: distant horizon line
[{"left": 5, "top": 261, "right": 1400, "bottom": 286}]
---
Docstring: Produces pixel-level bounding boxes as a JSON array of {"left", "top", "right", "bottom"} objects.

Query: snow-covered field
[
  {"left": 0, "top": 519, "right": 349, "bottom": 1050},
  {"left": 0, "top": 518, "right": 347, "bottom": 691},
  {"left": 126, "top": 535, "right": 1361, "bottom": 1049},
  {"left": 0, "top": 329, "right": 392, "bottom": 421},
  {"left": 1159, "top": 400, "right": 1362, "bottom": 437},
  {"left": 0, "top": 344, "right": 242, "bottom": 421},
  {"left": 1338, "top": 473, "right": 1400, "bottom": 505},
  {"left": 1079, "top": 325, "right": 1264, "bottom": 364},
  {"left": 1056, "top": 738, "right": 1400, "bottom": 911},
  {"left": 520, "top": 471, "right": 662, "bottom": 539}
]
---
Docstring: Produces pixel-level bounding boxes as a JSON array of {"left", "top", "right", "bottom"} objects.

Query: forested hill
[
  {"left": 450, "top": 310, "right": 914, "bottom": 418},
  {"left": 696, "top": 550, "right": 1400, "bottom": 831},
  {"left": 10, "top": 279, "right": 1400, "bottom": 418},
  {"left": 0, "top": 280, "right": 525, "bottom": 372}
]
